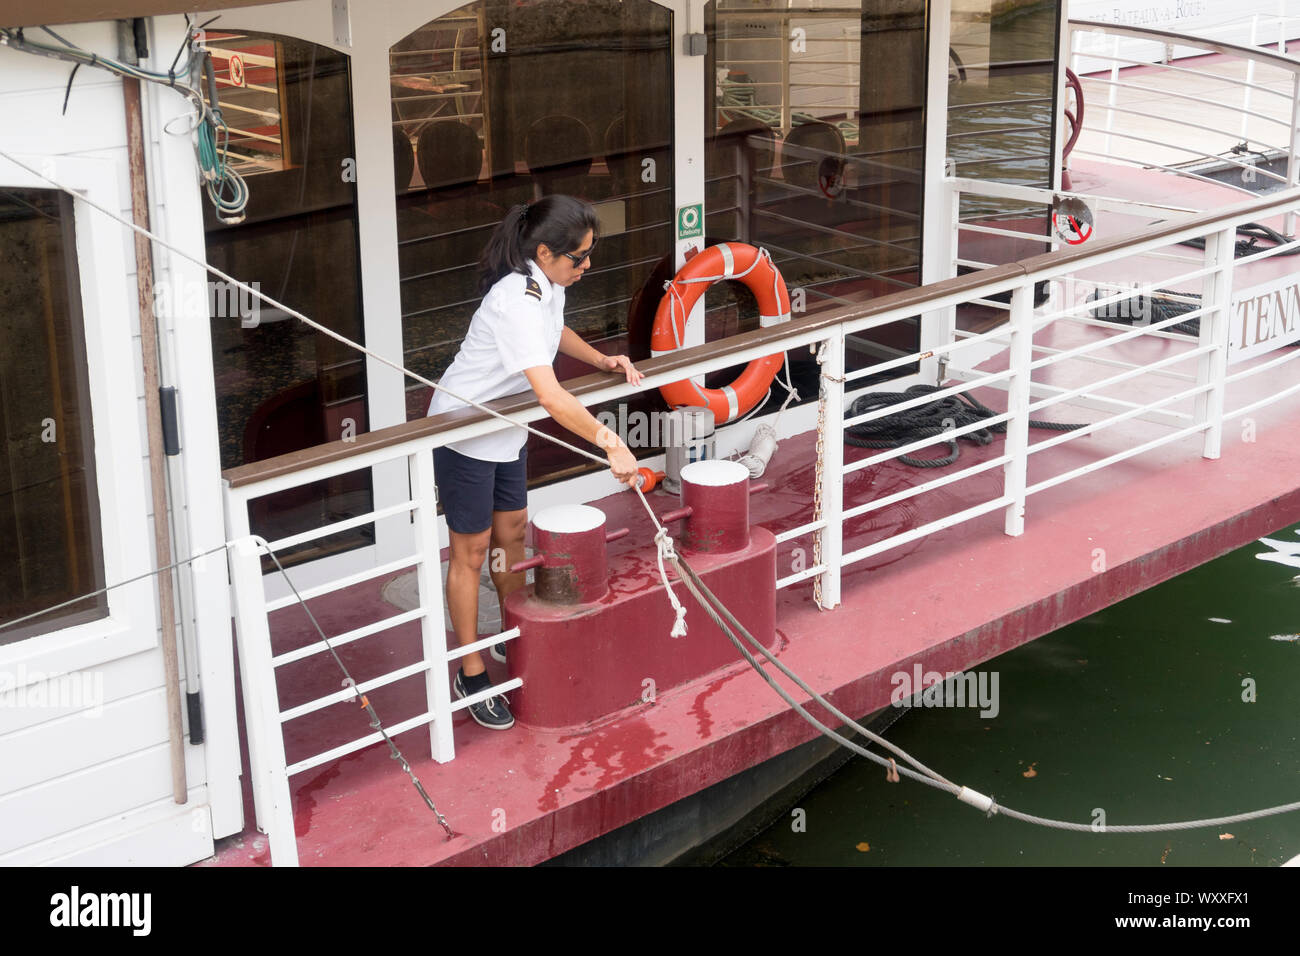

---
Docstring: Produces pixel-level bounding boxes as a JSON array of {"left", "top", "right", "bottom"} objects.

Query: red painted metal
[
  {"left": 505, "top": 490, "right": 777, "bottom": 729},
  {"left": 530, "top": 506, "right": 613, "bottom": 606},
  {"left": 679, "top": 460, "right": 752, "bottom": 554},
  {"left": 204, "top": 392, "right": 1300, "bottom": 867}
]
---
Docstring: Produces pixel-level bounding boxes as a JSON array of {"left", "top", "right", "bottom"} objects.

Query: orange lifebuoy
[{"left": 649, "top": 243, "right": 791, "bottom": 424}]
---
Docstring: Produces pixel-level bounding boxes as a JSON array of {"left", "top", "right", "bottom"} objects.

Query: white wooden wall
[{"left": 0, "top": 18, "right": 229, "bottom": 866}]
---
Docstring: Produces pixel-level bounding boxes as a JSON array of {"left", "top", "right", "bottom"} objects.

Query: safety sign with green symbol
[{"left": 676, "top": 203, "right": 703, "bottom": 240}]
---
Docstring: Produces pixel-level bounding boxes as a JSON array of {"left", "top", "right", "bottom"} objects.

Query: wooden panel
[
  {"left": 0, "top": 644, "right": 170, "bottom": 735},
  {"left": 0, "top": 739, "right": 205, "bottom": 855},
  {"left": 0, "top": 785, "right": 212, "bottom": 866},
  {"left": 0, "top": 687, "right": 172, "bottom": 795}
]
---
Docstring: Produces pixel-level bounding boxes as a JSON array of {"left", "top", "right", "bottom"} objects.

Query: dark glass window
[
  {"left": 705, "top": 0, "right": 927, "bottom": 398},
  {"left": 948, "top": 0, "right": 1060, "bottom": 190},
  {"left": 948, "top": 0, "right": 1061, "bottom": 332},
  {"left": 0, "top": 188, "right": 106, "bottom": 644},
  {"left": 203, "top": 33, "right": 372, "bottom": 563},
  {"left": 392, "top": 0, "right": 675, "bottom": 480}
]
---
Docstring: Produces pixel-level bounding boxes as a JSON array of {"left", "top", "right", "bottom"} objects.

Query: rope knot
[
  {"left": 654, "top": 527, "right": 676, "bottom": 561},
  {"left": 653, "top": 528, "right": 688, "bottom": 638}
]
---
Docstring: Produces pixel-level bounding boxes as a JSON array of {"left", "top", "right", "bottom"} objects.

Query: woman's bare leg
[
  {"left": 489, "top": 508, "right": 529, "bottom": 623},
  {"left": 447, "top": 527, "right": 492, "bottom": 677}
]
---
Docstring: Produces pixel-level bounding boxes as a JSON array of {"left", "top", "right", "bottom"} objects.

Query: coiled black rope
[
  {"left": 1088, "top": 288, "right": 1202, "bottom": 336},
  {"left": 844, "top": 384, "right": 1085, "bottom": 468},
  {"left": 1180, "top": 220, "right": 1300, "bottom": 258},
  {"left": 1091, "top": 222, "right": 1300, "bottom": 337}
]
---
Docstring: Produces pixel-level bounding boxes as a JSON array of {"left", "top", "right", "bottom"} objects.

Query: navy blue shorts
[{"left": 433, "top": 446, "right": 528, "bottom": 534}]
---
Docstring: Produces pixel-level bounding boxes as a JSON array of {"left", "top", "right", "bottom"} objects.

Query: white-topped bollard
[
  {"left": 510, "top": 504, "right": 627, "bottom": 605},
  {"left": 679, "top": 458, "right": 752, "bottom": 554}
]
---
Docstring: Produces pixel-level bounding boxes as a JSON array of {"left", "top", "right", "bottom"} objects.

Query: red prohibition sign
[
  {"left": 228, "top": 54, "right": 246, "bottom": 88},
  {"left": 1064, "top": 215, "right": 1092, "bottom": 245}
]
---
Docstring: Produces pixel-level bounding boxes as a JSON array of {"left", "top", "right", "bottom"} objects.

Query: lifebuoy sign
[
  {"left": 676, "top": 203, "right": 703, "bottom": 241},
  {"left": 1228, "top": 273, "right": 1300, "bottom": 364}
]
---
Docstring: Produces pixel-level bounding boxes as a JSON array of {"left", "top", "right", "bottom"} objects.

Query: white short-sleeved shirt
[{"left": 428, "top": 259, "right": 566, "bottom": 461}]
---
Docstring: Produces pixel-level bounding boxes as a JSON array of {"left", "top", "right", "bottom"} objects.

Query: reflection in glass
[
  {"left": 203, "top": 34, "right": 372, "bottom": 563},
  {"left": 948, "top": 0, "right": 1061, "bottom": 333},
  {"left": 705, "top": 0, "right": 926, "bottom": 398},
  {"left": 392, "top": 0, "right": 674, "bottom": 481},
  {"left": 0, "top": 188, "right": 106, "bottom": 643}
]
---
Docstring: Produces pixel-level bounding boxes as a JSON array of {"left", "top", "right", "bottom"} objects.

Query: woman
[{"left": 429, "top": 195, "right": 642, "bottom": 730}]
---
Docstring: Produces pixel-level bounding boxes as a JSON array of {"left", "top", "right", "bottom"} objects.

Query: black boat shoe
[{"left": 454, "top": 669, "right": 514, "bottom": 730}]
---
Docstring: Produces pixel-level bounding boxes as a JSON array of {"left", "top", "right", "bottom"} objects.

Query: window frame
[{"left": 0, "top": 155, "right": 157, "bottom": 688}]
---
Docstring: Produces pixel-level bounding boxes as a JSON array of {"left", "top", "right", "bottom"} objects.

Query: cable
[
  {"left": 0, "top": 22, "right": 248, "bottom": 222},
  {"left": 668, "top": 548, "right": 1300, "bottom": 834},
  {"left": 672, "top": 552, "right": 953, "bottom": 787},
  {"left": 255, "top": 537, "right": 455, "bottom": 838},
  {"left": 1088, "top": 287, "right": 1203, "bottom": 336},
  {"left": 0, "top": 149, "right": 610, "bottom": 472},
  {"left": 0, "top": 542, "right": 231, "bottom": 635},
  {"left": 0, "top": 531, "right": 458, "bottom": 838}
]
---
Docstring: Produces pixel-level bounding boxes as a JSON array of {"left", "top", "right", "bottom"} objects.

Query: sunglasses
[{"left": 562, "top": 239, "right": 596, "bottom": 267}]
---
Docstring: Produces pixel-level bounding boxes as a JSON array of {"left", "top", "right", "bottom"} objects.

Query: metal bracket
[{"left": 332, "top": 0, "right": 352, "bottom": 48}]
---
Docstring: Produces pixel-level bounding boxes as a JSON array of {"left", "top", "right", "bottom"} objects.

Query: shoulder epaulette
[{"left": 524, "top": 277, "right": 543, "bottom": 301}]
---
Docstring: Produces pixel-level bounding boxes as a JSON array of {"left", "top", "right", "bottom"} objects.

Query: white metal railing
[
  {"left": 1067, "top": 19, "right": 1300, "bottom": 234},
  {"left": 774, "top": 184, "right": 1300, "bottom": 609},
  {"left": 222, "top": 87, "right": 1300, "bottom": 868},
  {"left": 224, "top": 447, "right": 521, "bottom": 867}
]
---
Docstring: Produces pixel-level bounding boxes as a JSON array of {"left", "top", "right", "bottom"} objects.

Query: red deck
[{"left": 203, "top": 330, "right": 1300, "bottom": 865}]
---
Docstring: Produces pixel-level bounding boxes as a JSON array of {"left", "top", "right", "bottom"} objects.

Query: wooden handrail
[{"left": 223, "top": 187, "right": 1300, "bottom": 490}]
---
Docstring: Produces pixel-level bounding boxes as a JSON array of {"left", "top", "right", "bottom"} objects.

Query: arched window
[
  {"left": 202, "top": 32, "right": 371, "bottom": 562},
  {"left": 391, "top": 0, "right": 674, "bottom": 479},
  {"left": 704, "top": 0, "right": 927, "bottom": 393}
]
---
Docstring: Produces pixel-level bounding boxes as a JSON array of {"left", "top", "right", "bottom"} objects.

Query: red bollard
[
  {"left": 510, "top": 504, "right": 624, "bottom": 605},
  {"left": 505, "top": 467, "right": 777, "bottom": 730},
  {"left": 679, "top": 459, "right": 752, "bottom": 554}
]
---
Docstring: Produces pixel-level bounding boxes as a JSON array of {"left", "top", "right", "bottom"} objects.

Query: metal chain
[
  {"left": 811, "top": 343, "right": 828, "bottom": 609},
  {"left": 811, "top": 340, "right": 847, "bottom": 610}
]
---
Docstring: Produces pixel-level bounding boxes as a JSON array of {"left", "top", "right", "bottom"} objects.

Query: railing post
[
  {"left": 920, "top": 179, "right": 959, "bottom": 384},
  {"left": 814, "top": 332, "right": 844, "bottom": 611},
  {"left": 1240, "top": 17, "right": 1258, "bottom": 140},
  {"left": 408, "top": 449, "right": 455, "bottom": 763},
  {"left": 1105, "top": 36, "right": 1120, "bottom": 157},
  {"left": 1287, "top": 74, "right": 1300, "bottom": 237},
  {"left": 1002, "top": 284, "right": 1034, "bottom": 536},
  {"left": 1196, "top": 227, "right": 1236, "bottom": 460},
  {"left": 227, "top": 535, "right": 299, "bottom": 867}
]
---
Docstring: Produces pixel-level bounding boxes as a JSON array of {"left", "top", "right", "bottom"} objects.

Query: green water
[{"left": 721, "top": 521, "right": 1300, "bottom": 867}]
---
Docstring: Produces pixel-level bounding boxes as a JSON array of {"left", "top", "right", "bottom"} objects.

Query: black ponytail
[{"left": 478, "top": 194, "right": 600, "bottom": 294}]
